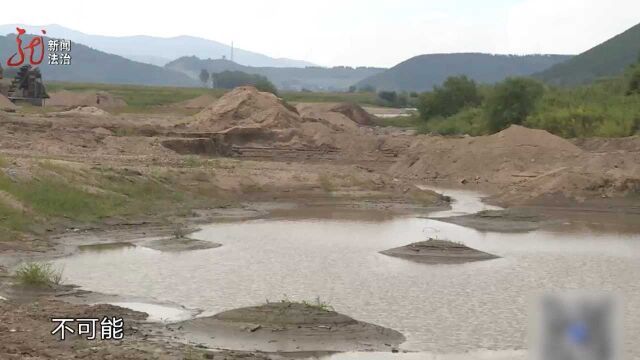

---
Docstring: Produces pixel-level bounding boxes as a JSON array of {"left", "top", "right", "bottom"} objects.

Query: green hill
[
  {"left": 355, "top": 53, "right": 570, "bottom": 92},
  {"left": 0, "top": 35, "right": 197, "bottom": 86},
  {"left": 535, "top": 22, "right": 640, "bottom": 86}
]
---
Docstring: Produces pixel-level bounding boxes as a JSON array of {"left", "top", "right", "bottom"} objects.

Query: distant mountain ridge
[
  {"left": 534, "top": 22, "right": 640, "bottom": 86},
  {"left": 0, "top": 34, "right": 197, "bottom": 86},
  {"left": 166, "top": 56, "right": 385, "bottom": 91},
  {"left": 356, "top": 53, "right": 572, "bottom": 92},
  {"left": 0, "top": 24, "right": 315, "bottom": 68}
]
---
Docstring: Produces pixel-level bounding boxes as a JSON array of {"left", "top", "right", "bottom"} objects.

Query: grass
[
  {"left": 15, "top": 262, "right": 63, "bottom": 286},
  {"left": 46, "top": 81, "right": 226, "bottom": 109},
  {"left": 301, "top": 296, "right": 334, "bottom": 312},
  {"left": 0, "top": 172, "right": 120, "bottom": 221},
  {"left": 44, "top": 82, "right": 382, "bottom": 113},
  {"left": 267, "top": 295, "right": 334, "bottom": 312}
]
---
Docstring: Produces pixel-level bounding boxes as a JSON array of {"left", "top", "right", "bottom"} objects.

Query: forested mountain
[
  {"left": 534, "top": 22, "right": 640, "bottom": 86},
  {"left": 355, "top": 53, "right": 571, "bottom": 92}
]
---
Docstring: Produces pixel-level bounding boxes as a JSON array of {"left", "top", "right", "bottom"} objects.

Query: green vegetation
[
  {"left": 15, "top": 263, "right": 63, "bottom": 286},
  {"left": 254, "top": 78, "right": 278, "bottom": 95},
  {"left": 267, "top": 295, "right": 334, "bottom": 312},
  {"left": 628, "top": 64, "right": 640, "bottom": 95},
  {"left": 405, "top": 59, "right": 640, "bottom": 138},
  {"left": 356, "top": 53, "right": 570, "bottom": 92},
  {"left": 418, "top": 75, "right": 482, "bottom": 120},
  {"left": 484, "top": 77, "right": 544, "bottom": 132},
  {"left": 0, "top": 160, "right": 224, "bottom": 240},
  {"left": 301, "top": 296, "right": 334, "bottom": 312},
  {"left": 45, "top": 82, "right": 380, "bottom": 112},
  {"left": 46, "top": 81, "right": 225, "bottom": 110},
  {"left": 212, "top": 71, "right": 277, "bottom": 95}
]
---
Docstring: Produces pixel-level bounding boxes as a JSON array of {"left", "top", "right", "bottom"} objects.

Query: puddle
[
  {"left": 419, "top": 186, "right": 502, "bottom": 218},
  {"left": 107, "top": 302, "right": 195, "bottom": 322},
  {"left": 52, "top": 190, "right": 640, "bottom": 356},
  {"left": 78, "top": 242, "right": 136, "bottom": 252}
]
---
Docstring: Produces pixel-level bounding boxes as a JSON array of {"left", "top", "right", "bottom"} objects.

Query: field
[{"left": 46, "top": 82, "right": 381, "bottom": 112}]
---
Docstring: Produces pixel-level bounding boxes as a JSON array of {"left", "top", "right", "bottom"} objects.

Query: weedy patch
[{"left": 15, "top": 262, "right": 64, "bottom": 287}]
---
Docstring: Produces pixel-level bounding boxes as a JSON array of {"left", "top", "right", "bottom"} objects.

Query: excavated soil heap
[
  {"left": 56, "top": 106, "right": 111, "bottom": 117},
  {"left": 0, "top": 94, "right": 16, "bottom": 111},
  {"left": 178, "top": 94, "right": 218, "bottom": 109},
  {"left": 47, "top": 90, "right": 126, "bottom": 108},
  {"left": 296, "top": 102, "right": 376, "bottom": 126},
  {"left": 393, "top": 125, "right": 640, "bottom": 204},
  {"left": 184, "top": 87, "right": 415, "bottom": 160}
]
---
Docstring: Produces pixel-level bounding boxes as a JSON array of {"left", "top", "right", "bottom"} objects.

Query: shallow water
[{"left": 53, "top": 189, "right": 640, "bottom": 357}]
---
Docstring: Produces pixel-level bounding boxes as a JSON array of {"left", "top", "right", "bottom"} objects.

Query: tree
[
  {"left": 348, "top": 85, "right": 357, "bottom": 93},
  {"left": 484, "top": 77, "right": 544, "bottom": 132},
  {"left": 378, "top": 91, "right": 398, "bottom": 104},
  {"left": 199, "top": 69, "right": 210, "bottom": 87},
  {"left": 418, "top": 75, "right": 482, "bottom": 120},
  {"left": 627, "top": 56, "right": 640, "bottom": 95}
]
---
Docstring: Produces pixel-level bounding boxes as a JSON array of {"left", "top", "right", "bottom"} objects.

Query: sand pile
[
  {"left": 296, "top": 102, "right": 376, "bottom": 126},
  {"left": 178, "top": 94, "right": 218, "bottom": 109},
  {"left": 56, "top": 106, "right": 111, "bottom": 117},
  {"left": 392, "top": 125, "right": 583, "bottom": 182},
  {"left": 188, "top": 86, "right": 340, "bottom": 149},
  {"left": 191, "top": 87, "right": 300, "bottom": 132},
  {"left": 391, "top": 125, "right": 640, "bottom": 204},
  {"left": 47, "top": 90, "right": 126, "bottom": 108},
  {"left": 0, "top": 94, "right": 16, "bottom": 111}
]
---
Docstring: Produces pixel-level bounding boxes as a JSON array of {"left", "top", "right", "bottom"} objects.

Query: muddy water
[{"left": 53, "top": 190, "right": 640, "bottom": 357}]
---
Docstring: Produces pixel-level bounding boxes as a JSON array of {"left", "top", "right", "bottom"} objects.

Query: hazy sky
[{"left": 1, "top": 0, "right": 639, "bottom": 67}]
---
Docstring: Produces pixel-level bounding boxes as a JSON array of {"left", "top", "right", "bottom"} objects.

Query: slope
[
  {"left": 356, "top": 53, "right": 571, "bottom": 92},
  {"left": 534, "top": 22, "right": 640, "bottom": 86}
]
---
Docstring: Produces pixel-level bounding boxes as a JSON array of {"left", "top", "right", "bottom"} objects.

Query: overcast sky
[{"left": 1, "top": 0, "right": 639, "bottom": 67}]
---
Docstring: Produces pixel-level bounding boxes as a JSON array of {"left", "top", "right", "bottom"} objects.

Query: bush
[
  {"left": 484, "top": 77, "right": 544, "bottom": 132},
  {"left": 15, "top": 263, "right": 63, "bottom": 286},
  {"left": 418, "top": 75, "right": 482, "bottom": 120},
  {"left": 422, "top": 107, "right": 488, "bottom": 136},
  {"left": 627, "top": 66, "right": 640, "bottom": 95},
  {"left": 254, "top": 78, "right": 278, "bottom": 95}
]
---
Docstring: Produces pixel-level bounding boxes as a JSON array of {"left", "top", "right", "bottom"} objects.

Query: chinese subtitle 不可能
[{"left": 51, "top": 316, "right": 123, "bottom": 340}]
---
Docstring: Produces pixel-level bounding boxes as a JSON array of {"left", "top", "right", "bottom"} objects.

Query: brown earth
[
  {"left": 0, "top": 85, "right": 639, "bottom": 359},
  {"left": 391, "top": 125, "right": 640, "bottom": 207},
  {"left": 0, "top": 296, "right": 269, "bottom": 360},
  {"left": 177, "top": 94, "right": 218, "bottom": 109},
  {"left": 0, "top": 93, "right": 17, "bottom": 111},
  {"left": 380, "top": 239, "right": 500, "bottom": 264},
  {"left": 168, "top": 302, "right": 405, "bottom": 353}
]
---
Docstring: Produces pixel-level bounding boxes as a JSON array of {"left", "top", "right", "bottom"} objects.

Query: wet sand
[
  {"left": 168, "top": 302, "right": 405, "bottom": 352},
  {"left": 380, "top": 239, "right": 500, "bottom": 264}
]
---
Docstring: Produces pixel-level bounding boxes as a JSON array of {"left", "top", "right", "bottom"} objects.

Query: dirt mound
[
  {"left": 296, "top": 102, "right": 376, "bottom": 126},
  {"left": 47, "top": 90, "right": 126, "bottom": 108},
  {"left": 0, "top": 94, "right": 16, "bottom": 111},
  {"left": 190, "top": 87, "right": 300, "bottom": 132},
  {"left": 380, "top": 239, "right": 499, "bottom": 264},
  {"left": 181, "top": 87, "right": 411, "bottom": 161},
  {"left": 178, "top": 94, "right": 217, "bottom": 109},
  {"left": 57, "top": 106, "right": 111, "bottom": 117},
  {"left": 573, "top": 136, "right": 640, "bottom": 153},
  {"left": 391, "top": 125, "right": 640, "bottom": 204}
]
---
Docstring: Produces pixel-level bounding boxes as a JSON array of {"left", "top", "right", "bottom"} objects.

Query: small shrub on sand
[{"left": 15, "top": 263, "right": 63, "bottom": 286}]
